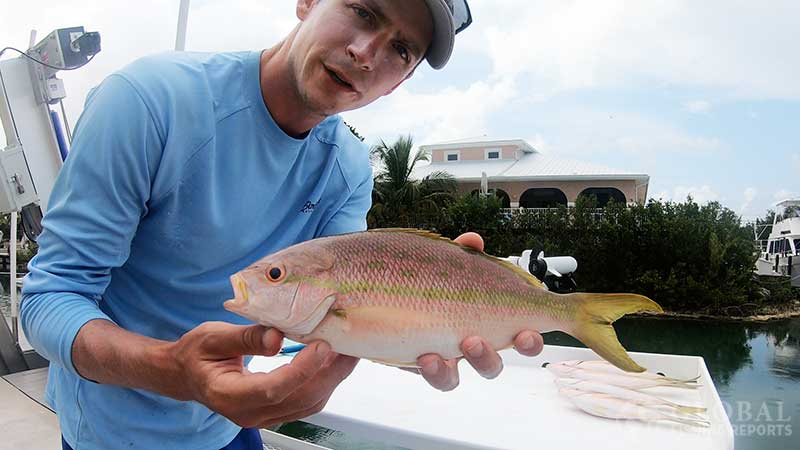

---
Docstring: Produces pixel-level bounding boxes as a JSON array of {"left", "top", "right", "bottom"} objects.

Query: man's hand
[
  {"left": 169, "top": 323, "right": 358, "bottom": 428},
  {"left": 72, "top": 319, "right": 356, "bottom": 429},
  {"left": 412, "top": 232, "right": 545, "bottom": 391}
]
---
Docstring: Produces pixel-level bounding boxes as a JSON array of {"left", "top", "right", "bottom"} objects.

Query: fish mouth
[{"left": 224, "top": 273, "right": 250, "bottom": 313}]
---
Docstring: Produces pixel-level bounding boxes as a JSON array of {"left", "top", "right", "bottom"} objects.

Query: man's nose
[{"left": 346, "top": 35, "right": 381, "bottom": 71}]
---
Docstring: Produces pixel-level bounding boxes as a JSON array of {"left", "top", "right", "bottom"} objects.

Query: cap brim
[{"left": 424, "top": 0, "right": 455, "bottom": 70}]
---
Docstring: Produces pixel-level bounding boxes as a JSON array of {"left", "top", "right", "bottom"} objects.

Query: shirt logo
[{"left": 300, "top": 201, "right": 318, "bottom": 214}]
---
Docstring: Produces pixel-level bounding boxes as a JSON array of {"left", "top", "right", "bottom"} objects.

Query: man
[{"left": 21, "top": 1, "right": 544, "bottom": 449}]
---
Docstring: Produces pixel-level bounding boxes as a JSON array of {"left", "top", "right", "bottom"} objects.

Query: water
[
  {"left": 546, "top": 317, "right": 799, "bottom": 450},
  {"left": 4, "top": 289, "right": 796, "bottom": 449},
  {"left": 276, "top": 317, "right": 800, "bottom": 450}
]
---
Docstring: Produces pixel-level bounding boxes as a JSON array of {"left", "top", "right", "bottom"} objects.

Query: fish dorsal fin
[
  {"left": 367, "top": 228, "right": 545, "bottom": 289},
  {"left": 368, "top": 228, "right": 478, "bottom": 250},
  {"left": 368, "top": 228, "right": 447, "bottom": 241},
  {"left": 489, "top": 256, "right": 546, "bottom": 289}
]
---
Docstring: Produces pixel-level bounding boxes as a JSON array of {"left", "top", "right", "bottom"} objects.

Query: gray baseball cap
[{"left": 424, "top": 0, "right": 473, "bottom": 69}]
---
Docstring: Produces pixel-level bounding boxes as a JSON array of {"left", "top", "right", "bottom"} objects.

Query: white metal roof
[
  {"left": 413, "top": 151, "right": 649, "bottom": 183},
  {"left": 775, "top": 199, "right": 800, "bottom": 208},
  {"left": 420, "top": 137, "right": 536, "bottom": 153}
]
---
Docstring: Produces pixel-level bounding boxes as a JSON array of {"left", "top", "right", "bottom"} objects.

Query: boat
[
  {"left": 250, "top": 345, "right": 734, "bottom": 450},
  {"left": 755, "top": 199, "right": 800, "bottom": 287}
]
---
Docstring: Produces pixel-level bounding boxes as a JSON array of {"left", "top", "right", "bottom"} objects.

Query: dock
[
  {"left": 0, "top": 368, "right": 60, "bottom": 450},
  {"left": 0, "top": 366, "right": 331, "bottom": 450}
]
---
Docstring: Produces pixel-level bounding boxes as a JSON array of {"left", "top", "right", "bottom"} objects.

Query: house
[{"left": 412, "top": 138, "right": 650, "bottom": 208}]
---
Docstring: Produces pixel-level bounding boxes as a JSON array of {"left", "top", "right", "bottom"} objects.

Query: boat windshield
[{"left": 795, "top": 239, "right": 800, "bottom": 255}]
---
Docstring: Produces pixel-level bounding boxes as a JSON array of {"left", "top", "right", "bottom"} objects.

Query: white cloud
[
  {"left": 535, "top": 108, "right": 722, "bottom": 160},
  {"left": 792, "top": 153, "right": 800, "bottom": 173},
  {"left": 739, "top": 187, "right": 757, "bottom": 214},
  {"left": 2, "top": 0, "right": 184, "bottom": 131},
  {"left": 684, "top": 100, "right": 711, "bottom": 114},
  {"left": 774, "top": 189, "right": 795, "bottom": 202},
  {"left": 0, "top": 0, "right": 297, "bottom": 140},
  {"left": 526, "top": 134, "right": 549, "bottom": 153},
  {"left": 654, "top": 190, "right": 670, "bottom": 201},
  {"left": 342, "top": 76, "right": 517, "bottom": 147},
  {"left": 471, "top": 0, "right": 800, "bottom": 99},
  {"left": 670, "top": 185, "right": 720, "bottom": 204}
]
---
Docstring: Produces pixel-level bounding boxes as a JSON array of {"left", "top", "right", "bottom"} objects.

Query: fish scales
[
  {"left": 325, "top": 232, "right": 557, "bottom": 315},
  {"left": 321, "top": 232, "right": 560, "bottom": 341},
  {"left": 225, "top": 229, "right": 663, "bottom": 371}
]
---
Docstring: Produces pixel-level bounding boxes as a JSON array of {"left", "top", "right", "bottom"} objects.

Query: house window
[
  {"left": 445, "top": 151, "right": 460, "bottom": 162},
  {"left": 485, "top": 148, "right": 501, "bottom": 160}
]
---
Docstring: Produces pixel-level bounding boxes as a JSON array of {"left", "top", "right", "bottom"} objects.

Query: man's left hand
[{"left": 410, "top": 232, "right": 545, "bottom": 391}]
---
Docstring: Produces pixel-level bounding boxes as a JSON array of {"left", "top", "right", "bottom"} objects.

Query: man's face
[{"left": 288, "top": 0, "right": 434, "bottom": 116}]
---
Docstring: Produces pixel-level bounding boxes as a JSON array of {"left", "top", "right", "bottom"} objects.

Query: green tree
[{"left": 368, "top": 135, "right": 456, "bottom": 228}]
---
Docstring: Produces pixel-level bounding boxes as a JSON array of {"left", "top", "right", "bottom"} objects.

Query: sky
[{"left": 1, "top": 0, "right": 798, "bottom": 221}]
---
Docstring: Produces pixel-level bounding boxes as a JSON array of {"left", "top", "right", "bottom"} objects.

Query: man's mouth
[{"left": 325, "top": 66, "right": 356, "bottom": 92}]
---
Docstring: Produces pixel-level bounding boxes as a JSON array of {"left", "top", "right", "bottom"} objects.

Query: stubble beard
[{"left": 288, "top": 53, "right": 341, "bottom": 121}]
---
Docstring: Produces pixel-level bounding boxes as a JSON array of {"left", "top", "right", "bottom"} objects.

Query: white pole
[
  {"left": 175, "top": 0, "right": 191, "bottom": 51},
  {"left": 10, "top": 211, "right": 18, "bottom": 343}
]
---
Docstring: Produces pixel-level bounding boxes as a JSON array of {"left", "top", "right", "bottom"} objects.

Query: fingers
[
  {"left": 454, "top": 232, "right": 484, "bottom": 251},
  {"left": 199, "top": 323, "right": 285, "bottom": 357},
  {"left": 513, "top": 330, "right": 544, "bottom": 357},
  {"left": 210, "top": 340, "right": 329, "bottom": 409},
  {"left": 461, "top": 336, "right": 503, "bottom": 380},
  {"left": 260, "top": 396, "right": 329, "bottom": 429},
  {"left": 256, "top": 341, "right": 335, "bottom": 404},
  {"left": 418, "top": 354, "right": 460, "bottom": 391},
  {"left": 256, "top": 354, "right": 359, "bottom": 428}
]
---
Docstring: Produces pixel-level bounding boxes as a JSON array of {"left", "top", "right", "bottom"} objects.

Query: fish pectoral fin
[{"left": 369, "top": 357, "right": 421, "bottom": 369}]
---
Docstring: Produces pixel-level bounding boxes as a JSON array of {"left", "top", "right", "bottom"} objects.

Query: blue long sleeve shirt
[{"left": 20, "top": 50, "right": 373, "bottom": 450}]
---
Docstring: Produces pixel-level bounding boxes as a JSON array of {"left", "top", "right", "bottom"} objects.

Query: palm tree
[{"left": 369, "top": 135, "right": 457, "bottom": 227}]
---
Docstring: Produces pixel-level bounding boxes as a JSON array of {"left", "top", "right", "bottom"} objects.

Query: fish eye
[{"left": 266, "top": 266, "right": 286, "bottom": 282}]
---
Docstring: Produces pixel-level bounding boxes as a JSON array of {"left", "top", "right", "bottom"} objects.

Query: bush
[{"left": 368, "top": 195, "right": 790, "bottom": 314}]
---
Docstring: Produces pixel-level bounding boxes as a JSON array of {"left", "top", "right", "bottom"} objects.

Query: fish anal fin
[{"left": 369, "top": 357, "right": 420, "bottom": 369}]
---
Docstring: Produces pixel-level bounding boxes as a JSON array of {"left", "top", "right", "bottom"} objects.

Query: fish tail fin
[{"left": 569, "top": 293, "right": 663, "bottom": 373}]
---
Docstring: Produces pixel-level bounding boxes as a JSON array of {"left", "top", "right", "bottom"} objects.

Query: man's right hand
[
  {"left": 71, "top": 319, "right": 357, "bottom": 429},
  {"left": 168, "top": 322, "right": 358, "bottom": 428}
]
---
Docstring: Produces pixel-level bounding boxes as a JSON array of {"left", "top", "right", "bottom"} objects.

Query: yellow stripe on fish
[{"left": 225, "top": 229, "right": 663, "bottom": 373}]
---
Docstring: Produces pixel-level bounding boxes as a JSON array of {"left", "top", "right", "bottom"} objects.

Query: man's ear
[
  {"left": 297, "top": 0, "right": 317, "bottom": 20},
  {"left": 383, "top": 69, "right": 417, "bottom": 96}
]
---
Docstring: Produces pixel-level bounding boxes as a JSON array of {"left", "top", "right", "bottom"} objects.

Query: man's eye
[
  {"left": 395, "top": 44, "right": 409, "bottom": 62},
  {"left": 353, "top": 6, "right": 370, "bottom": 20}
]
